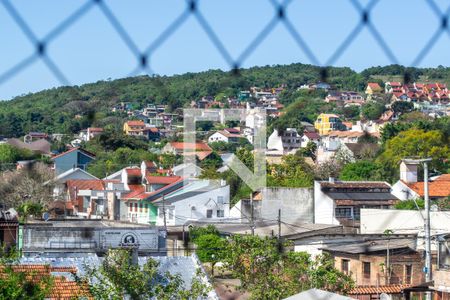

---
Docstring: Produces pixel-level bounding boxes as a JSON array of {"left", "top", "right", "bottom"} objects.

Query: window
[
  {"left": 363, "top": 262, "right": 371, "bottom": 279},
  {"left": 217, "top": 196, "right": 224, "bottom": 205},
  {"left": 134, "top": 203, "right": 138, "bottom": 212},
  {"left": 144, "top": 204, "right": 148, "bottom": 213},
  {"left": 206, "top": 209, "right": 213, "bottom": 218},
  {"left": 405, "top": 265, "right": 412, "bottom": 284},
  {"left": 139, "top": 203, "right": 143, "bottom": 213},
  {"left": 335, "top": 207, "right": 353, "bottom": 219},
  {"left": 341, "top": 259, "right": 349, "bottom": 274},
  {"left": 217, "top": 210, "right": 224, "bottom": 218},
  {"left": 168, "top": 208, "right": 174, "bottom": 220}
]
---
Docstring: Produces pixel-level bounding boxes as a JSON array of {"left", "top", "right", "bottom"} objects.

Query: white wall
[
  {"left": 392, "top": 180, "right": 420, "bottom": 200},
  {"left": 208, "top": 132, "right": 228, "bottom": 143},
  {"left": 156, "top": 185, "right": 230, "bottom": 226},
  {"left": 314, "top": 181, "right": 339, "bottom": 225},
  {"left": 361, "top": 208, "right": 450, "bottom": 251}
]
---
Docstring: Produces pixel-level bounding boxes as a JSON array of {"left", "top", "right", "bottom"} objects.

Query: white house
[
  {"left": 300, "top": 131, "right": 320, "bottom": 148},
  {"left": 46, "top": 167, "right": 98, "bottom": 200},
  {"left": 208, "top": 130, "right": 241, "bottom": 143},
  {"left": 267, "top": 128, "right": 301, "bottom": 154},
  {"left": 392, "top": 160, "right": 450, "bottom": 201},
  {"left": 314, "top": 180, "right": 399, "bottom": 229},
  {"left": 151, "top": 179, "right": 230, "bottom": 226}
]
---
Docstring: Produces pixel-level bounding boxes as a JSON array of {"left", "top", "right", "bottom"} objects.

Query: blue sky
[{"left": 1, "top": 0, "right": 450, "bottom": 100}]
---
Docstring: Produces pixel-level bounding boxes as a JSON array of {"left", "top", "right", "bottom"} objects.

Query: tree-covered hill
[{"left": 1, "top": 63, "right": 449, "bottom": 137}]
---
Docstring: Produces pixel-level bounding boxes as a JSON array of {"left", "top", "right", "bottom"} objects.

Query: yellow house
[
  {"left": 314, "top": 113, "right": 343, "bottom": 135},
  {"left": 123, "top": 120, "right": 145, "bottom": 136},
  {"left": 365, "top": 82, "right": 382, "bottom": 95}
]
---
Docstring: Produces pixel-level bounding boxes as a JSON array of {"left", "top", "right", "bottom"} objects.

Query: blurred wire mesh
[{"left": 0, "top": 0, "right": 449, "bottom": 89}]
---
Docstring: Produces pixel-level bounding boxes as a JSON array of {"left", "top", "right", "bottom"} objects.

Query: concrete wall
[
  {"left": 314, "top": 181, "right": 339, "bottom": 225},
  {"left": 230, "top": 187, "right": 313, "bottom": 224},
  {"left": 261, "top": 187, "right": 313, "bottom": 224},
  {"left": 22, "top": 225, "right": 166, "bottom": 255},
  {"left": 360, "top": 209, "right": 450, "bottom": 251},
  {"left": 434, "top": 270, "right": 450, "bottom": 291}
]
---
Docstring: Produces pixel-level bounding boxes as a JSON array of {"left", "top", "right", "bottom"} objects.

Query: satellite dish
[
  {"left": 42, "top": 212, "right": 50, "bottom": 221},
  {"left": 380, "top": 293, "right": 392, "bottom": 300},
  {"left": 431, "top": 204, "right": 439, "bottom": 212}
]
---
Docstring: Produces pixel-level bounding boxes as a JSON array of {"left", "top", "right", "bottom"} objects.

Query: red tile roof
[
  {"left": 49, "top": 278, "right": 92, "bottom": 300},
  {"left": 303, "top": 131, "right": 320, "bottom": 140},
  {"left": 126, "top": 168, "right": 142, "bottom": 176},
  {"left": 66, "top": 179, "right": 105, "bottom": 191},
  {"left": 144, "top": 161, "right": 156, "bottom": 169},
  {"left": 66, "top": 179, "right": 105, "bottom": 201},
  {"left": 145, "top": 175, "right": 181, "bottom": 185},
  {"left": 88, "top": 127, "right": 103, "bottom": 132},
  {"left": 0, "top": 264, "right": 92, "bottom": 299},
  {"left": 389, "top": 81, "right": 402, "bottom": 87},
  {"left": 436, "top": 174, "right": 450, "bottom": 181},
  {"left": 367, "top": 82, "right": 382, "bottom": 90},
  {"left": 349, "top": 285, "right": 410, "bottom": 295},
  {"left": 169, "top": 142, "right": 212, "bottom": 151},
  {"left": 406, "top": 179, "right": 450, "bottom": 197},
  {"left": 126, "top": 120, "right": 145, "bottom": 126},
  {"left": 122, "top": 184, "right": 145, "bottom": 199},
  {"left": 51, "top": 147, "right": 96, "bottom": 160}
]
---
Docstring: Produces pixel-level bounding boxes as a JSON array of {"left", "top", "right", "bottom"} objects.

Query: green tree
[
  {"left": 194, "top": 234, "right": 225, "bottom": 276},
  {"left": 361, "top": 102, "right": 385, "bottom": 120},
  {"left": 342, "top": 106, "right": 360, "bottom": 120},
  {"left": 340, "top": 160, "right": 383, "bottom": 181},
  {"left": 80, "top": 249, "right": 209, "bottom": 300},
  {"left": 377, "top": 129, "right": 450, "bottom": 177},
  {"left": 268, "top": 155, "right": 314, "bottom": 187},
  {"left": 391, "top": 101, "right": 414, "bottom": 115},
  {"left": 395, "top": 199, "right": 425, "bottom": 210},
  {"left": 0, "top": 248, "right": 54, "bottom": 300},
  {"left": 223, "top": 235, "right": 354, "bottom": 300}
]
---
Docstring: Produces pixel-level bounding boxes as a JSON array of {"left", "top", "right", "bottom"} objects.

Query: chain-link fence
[{"left": 1, "top": 0, "right": 450, "bottom": 93}]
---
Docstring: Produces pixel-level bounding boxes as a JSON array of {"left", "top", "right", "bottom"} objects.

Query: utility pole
[
  {"left": 386, "top": 239, "right": 390, "bottom": 284},
  {"left": 403, "top": 158, "right": 432, "bottom": 300},
  {"left": 278, "top": 209, "right": 281, "bottom": 240},
  {"left": 250, "top": 193, "right": 254, "bottom": 235},
  {"left": 162, "top": 195, "right": 167, "bottom": 232},
  {"left": 423, "top": 159, "right": 432, "bottom": 283},
  {"left": 277, "top": 208, "right": 282, "bottom": 254}
]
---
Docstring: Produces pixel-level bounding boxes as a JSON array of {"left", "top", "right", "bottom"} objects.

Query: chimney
[{"left": 400, "top": 160, "right": 418, "bottom": 183}]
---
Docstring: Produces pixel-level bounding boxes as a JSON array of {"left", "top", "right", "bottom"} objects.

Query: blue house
[{"left": 52, "top": 148, "right": 96, "bottom": 175}]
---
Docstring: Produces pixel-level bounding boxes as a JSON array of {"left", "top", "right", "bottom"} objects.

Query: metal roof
[
  {"left": 322, "top": 238, "right": 416, "bottom": 254},
  {"left": 325, "top": 192, "right": 398, "bottom": 201}
]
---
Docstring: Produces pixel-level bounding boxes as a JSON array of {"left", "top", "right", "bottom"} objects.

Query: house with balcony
[
  {"left": 314, "top": 114, "right": 345, "bottom": 135},
  {"left": 314, "top": 180, "right": 399, "bottom": 230}
]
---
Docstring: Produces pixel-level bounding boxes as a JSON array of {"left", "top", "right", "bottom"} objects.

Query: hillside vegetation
[{"left": 1, "top": 63, "right": 450, "bottom": 137}]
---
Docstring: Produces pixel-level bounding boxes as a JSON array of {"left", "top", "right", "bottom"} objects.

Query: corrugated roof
[
  {"left": 325, "top": 192, "right": 398, "bottom": 201},
  {"left": 320, "top": 181, "right": 391, "bottom": 189},
  {"left": 348, "top": 285, "right": 411, "bottom": 295},
  {"left": 322, "top": 238, "right": 415, "bottom": 254}
]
